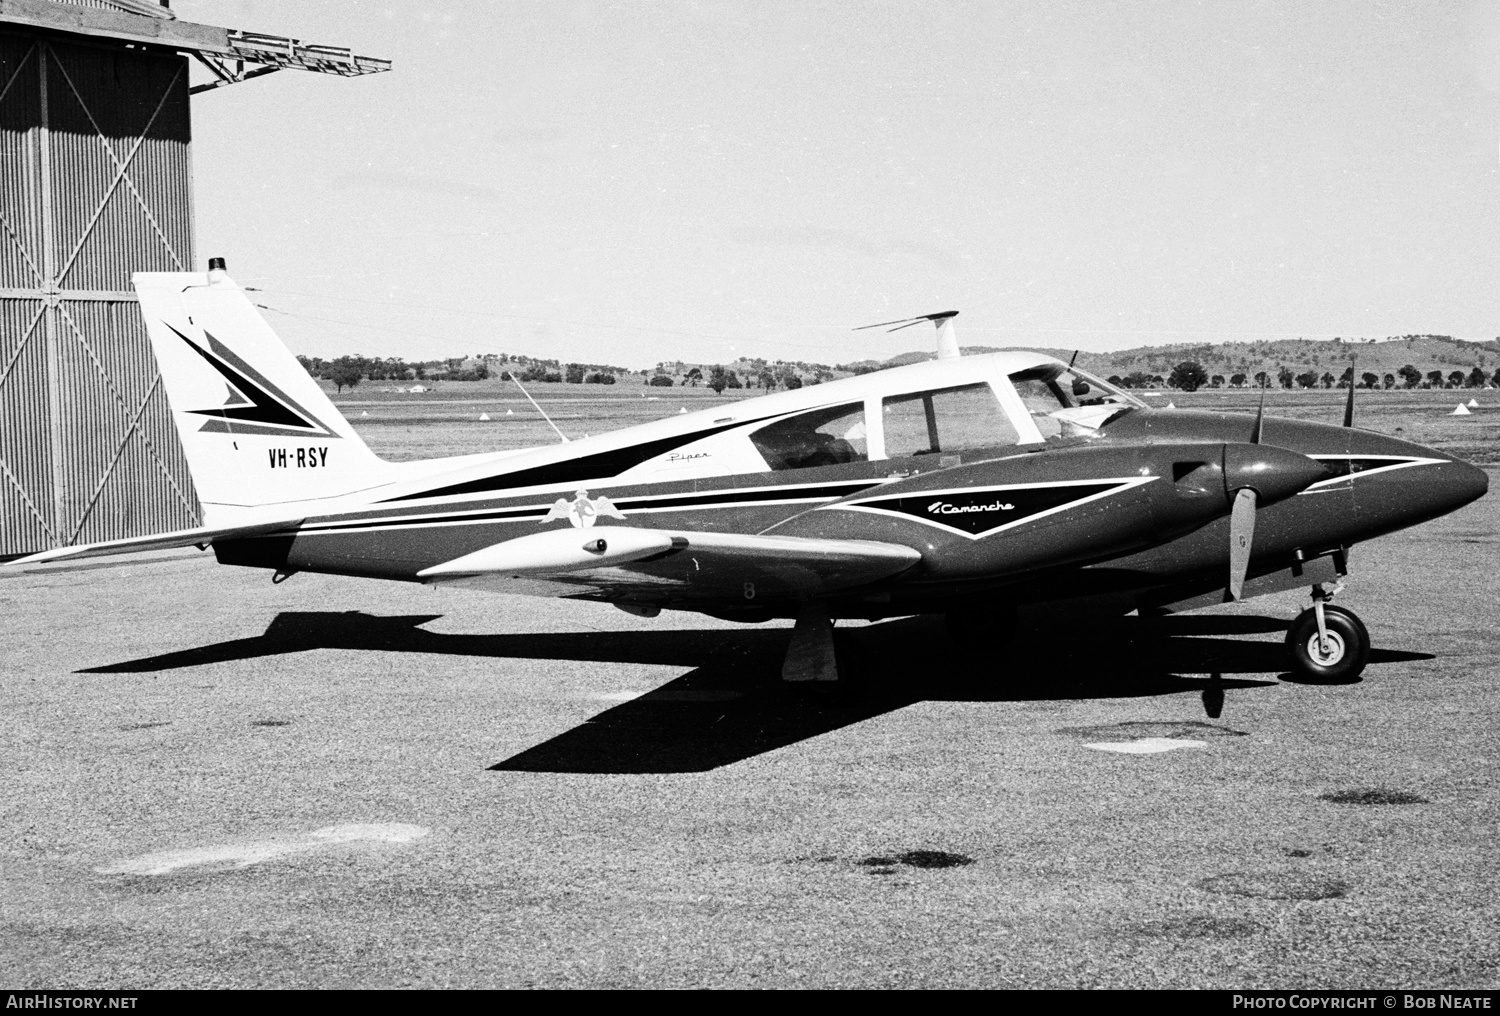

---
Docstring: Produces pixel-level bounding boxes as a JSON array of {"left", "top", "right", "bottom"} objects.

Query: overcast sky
[{"left": 172, "top": 1, "right": 1500, "bottom": 367}]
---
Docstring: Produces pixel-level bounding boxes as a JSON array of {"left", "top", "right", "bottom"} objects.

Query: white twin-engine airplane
[{"left": 13, "top": 262, "right": 1487, "bottom": 688}]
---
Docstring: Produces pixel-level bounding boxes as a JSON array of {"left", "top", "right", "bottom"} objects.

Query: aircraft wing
[
  {"left": 415, "top": 525, "right": 921, "bottom": 603},
  {"left": 6, "top": 519, "right": 303, "bottom": 566}
]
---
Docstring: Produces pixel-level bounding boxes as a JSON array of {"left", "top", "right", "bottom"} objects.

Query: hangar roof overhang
[{"left": 0, "top": 0, "right": 390, "bottom": 92}]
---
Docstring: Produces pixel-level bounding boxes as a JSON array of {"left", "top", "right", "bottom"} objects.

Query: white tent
[{"left": 1451, "top": 404, "right": 1471, "bottom": 416}]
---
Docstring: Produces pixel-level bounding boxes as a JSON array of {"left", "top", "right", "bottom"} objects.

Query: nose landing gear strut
[{"left": 1285, "top": 581, "right": 1371, "bottom": 682}]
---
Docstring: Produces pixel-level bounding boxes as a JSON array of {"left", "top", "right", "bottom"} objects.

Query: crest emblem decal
[{"left": 542, "top": 490, "right": 627, "bottom": 529}]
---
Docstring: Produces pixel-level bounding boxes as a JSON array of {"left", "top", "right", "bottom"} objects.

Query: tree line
[
  {"left": 1125, "top": 362, "right": 1500, "bottom": 393},
  {"left": 297, "top": 354, "right": 636, "bottom": 392},
  {"left": 298, "top": 351, "right": 1500, "bottom": 397}
]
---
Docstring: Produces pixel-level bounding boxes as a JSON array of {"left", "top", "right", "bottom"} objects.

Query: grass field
[
  {"left": 333, "top": 381, "right": 750, "bottom": 460},
  {"left": 5, "top": 375, "right": 1495, "bottom": 988},
  {"left": 1149, "top": 388, "right": 1500, "bottom": 464},
  {"left": 332, "top": 379, "right": 1500, "bottom": 464},
  {"left": 4, "top": 470, "right": 1496, "bottom": 988}
]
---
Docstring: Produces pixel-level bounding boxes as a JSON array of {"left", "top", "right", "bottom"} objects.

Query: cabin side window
[
  {"left": 750, "top": 403, "right": 869, "bottom": 471},
  {"left": 881, "top": 383, "right": 1020, "bottom": 458},
  {"left": 1008, "top": 366, "right": 1142, "bottom": 442}
]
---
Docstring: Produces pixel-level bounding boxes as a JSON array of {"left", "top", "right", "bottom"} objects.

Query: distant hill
[
  {"left": 839, "top": 335, "right": 1500, "bottom": 386},
  {"left": 318, "top": 333, "right": 1500, "bottom": 393},
  {"left": 1066, "top": 335, "right": 1499, "bottom": 381}
]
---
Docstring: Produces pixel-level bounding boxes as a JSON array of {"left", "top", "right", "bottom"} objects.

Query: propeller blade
[
  {"left": 1228, "top": 486, "right": 1257, "bottom": 601},
  {"left": 1343, "top": 356, "right": 1357, "bottom": 428},
  {"left": 1250, "top": 381, "right": 1267, "bottom": 444}
]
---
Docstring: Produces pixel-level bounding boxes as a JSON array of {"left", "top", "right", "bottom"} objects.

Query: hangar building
[{"left": 0, "top": 0, "right": 386, "bottom": 559}]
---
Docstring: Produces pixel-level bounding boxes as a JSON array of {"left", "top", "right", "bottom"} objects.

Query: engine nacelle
[{"left": 767, "top": 441, "right": 1325, "bottom": 580}]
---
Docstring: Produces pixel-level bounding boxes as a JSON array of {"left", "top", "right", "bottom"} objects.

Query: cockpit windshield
[{"left": 1008, "top": 365, "right": 1144, "bottom": 442}]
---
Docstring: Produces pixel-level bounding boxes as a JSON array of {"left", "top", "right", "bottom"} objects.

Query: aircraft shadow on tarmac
[{"left": 83, "top": 610, "right": 1434, "bottom": 774}]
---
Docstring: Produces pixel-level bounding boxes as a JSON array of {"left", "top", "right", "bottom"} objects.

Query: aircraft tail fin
[{"left": 134, "top": 265, "right": 397, "bottom": 526}]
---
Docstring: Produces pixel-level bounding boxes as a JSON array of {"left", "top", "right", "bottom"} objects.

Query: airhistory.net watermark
[{"left": 5, "top": 998, "right": 137, "bottom": 1010}]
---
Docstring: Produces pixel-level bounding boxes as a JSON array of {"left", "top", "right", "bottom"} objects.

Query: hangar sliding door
[{"left": 0, "top": 28, "right": 201, "bottom": 559}]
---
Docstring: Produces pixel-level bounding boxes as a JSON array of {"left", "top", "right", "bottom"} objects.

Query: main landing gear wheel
[{"left": 1285, "top": 603, "right": 1370, "bottom": 683}]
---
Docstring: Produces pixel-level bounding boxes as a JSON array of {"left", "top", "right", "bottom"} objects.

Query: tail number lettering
[{"left": 267, "top": 447, "right": 330, "bottom": 469}]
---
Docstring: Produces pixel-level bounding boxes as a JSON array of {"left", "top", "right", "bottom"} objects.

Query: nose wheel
[{"left": 1285, "top": 586, "right": 1370, "bottom": 682}]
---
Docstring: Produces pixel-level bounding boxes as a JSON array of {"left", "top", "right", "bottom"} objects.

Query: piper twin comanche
[{"left": 16, "top": 262, "right": 1488, "bottom": 693}]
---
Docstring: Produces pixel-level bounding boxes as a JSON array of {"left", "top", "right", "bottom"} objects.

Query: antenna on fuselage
[
  {"left": 854, "top": 310, "right": 961, "bottom": 360},
  {"left": 1250, "top": 376, "right": 1267, "bottom": 445},
  {"left": 506, "top": 372, "right": 569, "bottom": 443},
  {"left": 1343, "top": 356, "right": 1357, "bottom": 428}
]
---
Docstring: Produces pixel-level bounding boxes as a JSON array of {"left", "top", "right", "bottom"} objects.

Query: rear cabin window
[
  {"left": 750, "top": 403, "right": 869, "bottom": 471},
  {"left": 882, "top": 383, "right": 1019, "bottom": 458}
]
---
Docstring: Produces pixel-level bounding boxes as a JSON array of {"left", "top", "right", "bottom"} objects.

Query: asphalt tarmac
[{"left": 2, "top": 479, "right": 1497, "bottom": 989}]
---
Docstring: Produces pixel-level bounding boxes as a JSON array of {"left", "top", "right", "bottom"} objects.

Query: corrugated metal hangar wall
[
  {"left": 0, "top": 24, "right": 200, "bottom": 558},
  {"left": 0, "top": 2, "right": 387, "bottom": 560}
]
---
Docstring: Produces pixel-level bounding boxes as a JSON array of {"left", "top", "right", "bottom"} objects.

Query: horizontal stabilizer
[
  {"left": 8, "top": 519, "right": 302, "bottom": 567},
  {"left": 416, "top": 526, "right": 921, "bottom": 603}
]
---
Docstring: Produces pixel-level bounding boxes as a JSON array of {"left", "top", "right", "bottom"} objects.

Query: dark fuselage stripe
[
  {"left": 381, "top": 413, "right": 793, "bottom": 502},
  {"left": 612, "top": 483, "right": 877, "bottom": 512},
  {"left": 294, "top": 480, "right": 883, "bottom": 534}
]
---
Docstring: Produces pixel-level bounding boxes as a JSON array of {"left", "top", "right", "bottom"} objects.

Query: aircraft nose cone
[
  {"left": 1222, "top": 443, "right": 1329, "bottom": 506},
  {"left": 1338, "top": 439, "right": 1488, "bottom": 539},
  {"left": 1442, "top": 456, "right": 1489, "bottom": 511}
]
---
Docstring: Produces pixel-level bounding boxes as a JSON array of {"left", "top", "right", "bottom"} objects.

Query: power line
[
  {"left": 255, "top": 285, "right": 1478, "bottom": 352},
  {"left": 254, "top": 303, "right": 447, "bottom": 343},
  {"left": 250, "top": 286, "right": 844, "bottom": 352}
]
